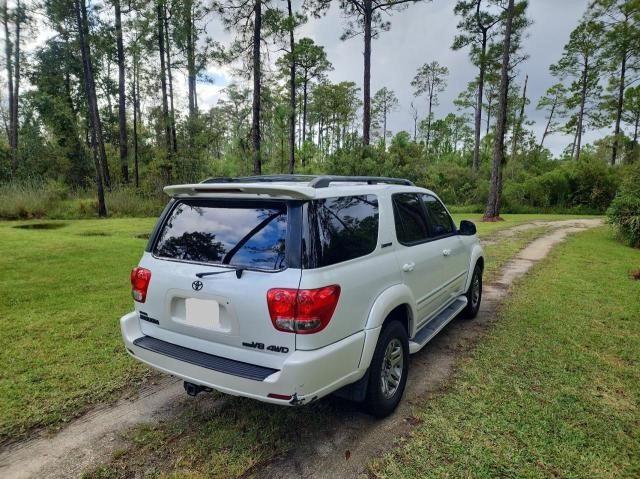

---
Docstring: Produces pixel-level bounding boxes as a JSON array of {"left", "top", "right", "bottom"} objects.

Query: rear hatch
[{"left": 135, "top": 198, "right": 301, "bottom": 370}]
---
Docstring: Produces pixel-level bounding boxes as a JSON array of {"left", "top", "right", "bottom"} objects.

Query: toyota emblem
[{"left": 192, "top": 280, "right": 203, "bottom": 291}]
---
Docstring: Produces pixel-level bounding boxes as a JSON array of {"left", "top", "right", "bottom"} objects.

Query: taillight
[
  {"left": 267, "top": 285, "right": 341, "bottom": 334},
  {"left": 130, "top": 267, "right": 151, "bottom": 303}
]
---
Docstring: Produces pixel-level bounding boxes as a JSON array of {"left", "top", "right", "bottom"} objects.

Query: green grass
[
  {"left": 0, "top": 218, "right": 157, "bottom": 443},
  {"left": 0, "top": 213, "right": 594, "bottom": 446},
  {"left": 370, "top": 227, "right": 640, "bottom": 478}
]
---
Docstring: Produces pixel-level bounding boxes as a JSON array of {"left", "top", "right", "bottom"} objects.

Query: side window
[
  {"left": 393, "top": 193, "right": 429, "bottom": 244},
  {"left": 422, "top": 194, "right": 454, "bottom": 237},
  {"left": 304, "top": 195, "right": 379, "bottom": 268}
]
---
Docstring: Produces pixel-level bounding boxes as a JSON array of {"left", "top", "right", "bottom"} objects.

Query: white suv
[{"left": 121, "top": 175, "right": 484, "bottom": 417}]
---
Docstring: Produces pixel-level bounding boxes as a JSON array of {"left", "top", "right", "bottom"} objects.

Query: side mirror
[{"left": 459, "top": 220, "right": 477, "bottom": 236}]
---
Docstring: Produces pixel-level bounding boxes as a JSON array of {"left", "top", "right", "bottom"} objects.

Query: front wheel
[
  {"left": 461, "top": 263, "right": 483, "bottom": 319},
  {"left": 363, "top": 321, "right": 409, "bottom": 418}
]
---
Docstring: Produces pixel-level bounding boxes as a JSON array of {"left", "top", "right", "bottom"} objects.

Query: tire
[
  {"left": 461, "top": 263, "right": 483, "bottom": 319},
  {"left": 363, "top": 320, "right": 409, "bottom": 418}
]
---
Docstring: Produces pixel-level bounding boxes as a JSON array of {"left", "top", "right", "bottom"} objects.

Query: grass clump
[
  {"left": 0, "top": 180, "right": 166, "bottom": 220},
  {"left": 0, "top": 179, "right": 69, "bottom": 219}
]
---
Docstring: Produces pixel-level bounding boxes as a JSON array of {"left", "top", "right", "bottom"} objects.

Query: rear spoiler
[{"left": 163, "top": 183, "right": 316, "bottom": 200}]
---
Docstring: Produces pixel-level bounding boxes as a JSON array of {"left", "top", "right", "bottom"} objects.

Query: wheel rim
[
  {"left": 381, "top": 338, "right": 403, "bottom": 399},
  {"left": 471, "top": 272, "right": 481, "bottom": 308}
]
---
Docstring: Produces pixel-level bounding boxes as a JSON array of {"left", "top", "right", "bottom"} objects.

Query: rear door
[
  {"left": 135, "top": 198, "right": 301, "bottom": 370},
  {"left": 392, "top": 193, "right": 449, "bottom": 329},
  {"left": 420, "top": 194, "right": 468, "bottom": 300}
]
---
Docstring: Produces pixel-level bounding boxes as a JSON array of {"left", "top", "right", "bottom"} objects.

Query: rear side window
[
  {"left": 393, "top": 193, "right": 429, "bottom": 244},
  {"left": 304, "top": 195, "right": 379, "bottom": 268},
  {"left": 153, "top": 200, "right": 287, "bottom": 270},
  {"left": 421, "top": 194, "right": 454, "bottom": 237}
]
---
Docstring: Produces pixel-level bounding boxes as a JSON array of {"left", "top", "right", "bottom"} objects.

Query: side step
[{"left": 409, "top": 296, "right": 467, "bottom": 354}]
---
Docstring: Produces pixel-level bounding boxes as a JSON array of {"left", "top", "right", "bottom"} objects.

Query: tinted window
[
  {"left": 393, "top": 193, "right": 429, "bottom": 244},
  {"left": 304, "top": 195, "right": 379, "bottom": 268},
  {"left": 153, "top": 200, "right": 287, "bottom": 270},
  {"left": 422, "top": 194, "right": 454, "bottom": 237}
]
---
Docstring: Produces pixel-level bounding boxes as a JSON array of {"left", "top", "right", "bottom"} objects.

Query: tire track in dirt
[{"left": 0, "top": 219, "right": 602, "bottom": 479}]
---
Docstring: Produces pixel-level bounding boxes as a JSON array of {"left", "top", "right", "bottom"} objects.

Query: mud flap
[{"left": 331, "top": 369, "right": 370, "bottom": 403}]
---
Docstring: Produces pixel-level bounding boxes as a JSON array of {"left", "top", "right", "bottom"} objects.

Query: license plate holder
[{"left": 185, "top": 298, "right": 220, "bottom": 329}]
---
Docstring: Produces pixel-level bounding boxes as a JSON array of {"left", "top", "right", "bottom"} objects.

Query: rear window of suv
[
  {"left": 303, "top": 195, "right": 379, "bottom": 268},
  {"left": 153, "top": 200, "right": 288, "bottom": 270}
]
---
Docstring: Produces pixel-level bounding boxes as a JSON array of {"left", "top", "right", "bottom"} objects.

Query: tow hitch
[{"left": 183, "top": 381, "right": 212, "bottom": 397}]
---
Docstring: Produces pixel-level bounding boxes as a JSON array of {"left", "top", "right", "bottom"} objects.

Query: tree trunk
[
  {"left": 132, "top": 58, "right": 140, "bottom": 188},
  {"left": 287, "top": 0, "right": 295, "bottom": 174},
  {"left": 302, "top": 80, "right": 308, "bottom": 145},
  {"left": 164, "top": 5, "right": 177, "bottom": 153},
  {"left": 251, "top": 0, "right": 262, "bottom": 174},
  {"left": 11, "top": 0, "right": 20, "bottom": 173},
  {"left": 611, "top": 47, "right": 627, "bottom": 166},
  {"left": 426, "top": 93, "right": 433, "bottom": 150},
  {"left": 634, "top": 115, "right": 639, "bottom": 145},
  {"left": 115, "top": 0, "right": 128, "bottom": 183},
  {"left": 75, "top": 0, "right": 107, "bottom": 216},
  {"left": 486, "top": 95, "right": 492, "bottom": 136},
  {"left": 473, "top": 30, "right": 487, "bottom": 172},
  {"left": 539, "top": 96, "right": 556, "bottom": 150},
  {"left": 362, "top": 0, "right": 372, "bottom": 146},
  {"left": 186, "top": 0, "right": 196, "bottom": 118},
  {"left": 484, "top": 0, "right": 514, "bottom": 221},
  {"left": 575, "top": 58, "right": 588, "bottom": 162},
  {"left": 382, "top": 103, "right": 387, "bottom": 150},
  {"left": 3, "top": 1, "right": 15, "bottom": 173},
  {"left": 510, "top": 74, "right": 528, "bottom": 160},
  {"left": 157, "top": 0, "right": 171, "bottom": 155}
]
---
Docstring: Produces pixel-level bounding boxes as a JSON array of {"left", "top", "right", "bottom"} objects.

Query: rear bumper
[{"left": 121, "top": 312, "right": 372, "bottom": 405}]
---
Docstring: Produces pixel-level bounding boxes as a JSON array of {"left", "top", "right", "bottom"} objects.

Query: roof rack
[
  {"left": 202, "top": 175, "right": 317, "bottom": 184},
  {"left": 201, "top": 174, "right": 414, "bottom": 189},
  {"left": 309, "top": 176, "right": 414, "bottom": 188}
]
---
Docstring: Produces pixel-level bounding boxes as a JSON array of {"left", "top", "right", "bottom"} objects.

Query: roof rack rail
[
  {"left": 309, "top": 176, "right": 414, "bottom": 188},
  {"left": 202, "top": 175, "right": 317, "bottom": 184},
  {"left": 200, "top": 174, "right": 414, "bottom": 189}
]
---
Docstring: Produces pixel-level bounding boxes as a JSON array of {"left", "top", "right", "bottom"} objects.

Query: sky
[{"left": 196, "top": 0, "right": 599, "bottom": 156}]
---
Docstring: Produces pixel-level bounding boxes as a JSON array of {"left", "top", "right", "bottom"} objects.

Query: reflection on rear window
[{"left": 153, "top": 200, "right": 287, "bottom": 270}]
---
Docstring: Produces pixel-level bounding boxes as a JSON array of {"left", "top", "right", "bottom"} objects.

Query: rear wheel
[
  {"left": 461, "top": 263, "right": 482, "bottom": 319},
  {"left": 363, "top": 320, "right": 409, "bottom": 417}
]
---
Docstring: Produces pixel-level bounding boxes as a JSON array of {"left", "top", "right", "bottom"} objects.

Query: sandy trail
[{"left": 0, "top": 218, "right": 602, "bottom": 479}]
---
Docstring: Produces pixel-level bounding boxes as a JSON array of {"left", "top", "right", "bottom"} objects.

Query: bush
[
  {"left": 568, "top": 158, "right": 619, "bottom": 211},
  {"left": 607, "top": 164, "right": 640, "bottom": 248}
]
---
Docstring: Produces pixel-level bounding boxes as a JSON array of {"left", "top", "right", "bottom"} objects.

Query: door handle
[
  {"left": 402, "top": 262, "right": 415, "bottom": 272},
  {"left": 442, "top": 249, "right": 451, "bottom": 257}
]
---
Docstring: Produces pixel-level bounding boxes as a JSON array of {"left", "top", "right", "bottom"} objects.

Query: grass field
[
  {"left": 0, "top": 218, "right": 156, "bottom": 443},
  {"left": 370, "top": 227, "right": 640, "bottom": 478},
  {"left": 0, "top": 214, "right": 594, "bottom": 444}
]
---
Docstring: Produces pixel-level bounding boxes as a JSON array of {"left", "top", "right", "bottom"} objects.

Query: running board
[{"left": 409, "top": 296, "right": 467, "bottom": 354}]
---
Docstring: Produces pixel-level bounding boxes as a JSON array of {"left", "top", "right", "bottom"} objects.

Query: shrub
[
  {"left": 568, "top": 158, "right": 619, "bottom": 211},
  {"left": 607, "top": 164, "right": 640, "bottom": 248}
]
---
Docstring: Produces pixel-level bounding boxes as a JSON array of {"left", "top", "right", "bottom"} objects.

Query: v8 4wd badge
[{"left": 242, "top": 341, "right": 289, "bottom": 354}]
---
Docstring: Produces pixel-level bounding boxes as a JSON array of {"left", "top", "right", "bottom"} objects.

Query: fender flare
[
  {"left": 365, "top": 283, "right": 417, "bottom": 332},
  {"left": 463, "top": 243, "right": 485, "bottom": 292},
  {"left": 357, "top": 284, "right": 417, "bottom": 374}
]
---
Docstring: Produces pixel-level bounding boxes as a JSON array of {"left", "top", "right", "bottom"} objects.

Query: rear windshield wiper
[{"left": 195, "top": 267, "right": 245, "bottom": 279}]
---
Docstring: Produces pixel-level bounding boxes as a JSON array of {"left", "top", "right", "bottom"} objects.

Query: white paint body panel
[{"left": 121, "top": 180, "right": 484, "bottom": 405}]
